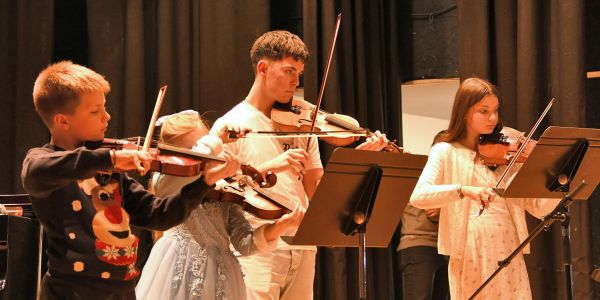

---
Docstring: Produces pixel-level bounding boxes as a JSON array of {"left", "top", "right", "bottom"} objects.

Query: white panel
[{"left": 401, "top": 78, "right": 459, "bottom": 155}]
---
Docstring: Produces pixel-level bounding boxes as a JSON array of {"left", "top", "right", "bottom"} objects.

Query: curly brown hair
[
  {"left": 250, "top": 30, "right": 309, "bottom": 73},
  {"left": 33, "top": 61, "right": 110, "bottom": 128}
]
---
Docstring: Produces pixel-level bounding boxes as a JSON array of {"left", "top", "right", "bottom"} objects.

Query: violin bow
[
  {"left": 305, "top": 13, "right": 342, "bottom": 152},
  {"left": 494, "top": 98, "right": 555, "bottom": 191},
  {"left": 142, "top": 85, "right": 168, "bottom": 152}
]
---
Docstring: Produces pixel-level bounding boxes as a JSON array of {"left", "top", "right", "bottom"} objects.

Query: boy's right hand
[
  {"left": 203, "top": 149, "right": 241, "bottom": 185},
  {"left": 211, "top": 123, "right": 252, "bottom": 144},
  {"left": 258, "top": 149, "right": 308, "bottom": 176},
  {"left": 113, "top": 150, "right": 153, "bottom": 175}
]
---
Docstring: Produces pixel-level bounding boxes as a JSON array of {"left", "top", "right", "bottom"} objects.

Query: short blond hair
[
  {"left": 32, "top": 61, "right": 110, "bottom": 127},
  {"left": 250, "top": 30, "right": 309, "bottom": 72},
  {"left": 159, "top": 113, "right": 209, "bottom": 146}
]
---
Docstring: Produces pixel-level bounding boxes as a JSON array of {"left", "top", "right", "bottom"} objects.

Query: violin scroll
[{"left": 220, "top": 175, "right": 293, "bottom": 219}]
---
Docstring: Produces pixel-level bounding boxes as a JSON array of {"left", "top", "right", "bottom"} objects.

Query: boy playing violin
[
  {"left": 21, "top": 61, "right": 239, "bottom": 300},
  {"left": 211, "top": 30, "right": 389, "bottom": 300}
]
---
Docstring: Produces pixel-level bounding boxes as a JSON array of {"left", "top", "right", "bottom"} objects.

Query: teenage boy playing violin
[
  {"left": 21, "top": 61, "right": 239, "bottom": 300},
  {"left": 211, "top": 30, "right": 389, "bottom": 300}
]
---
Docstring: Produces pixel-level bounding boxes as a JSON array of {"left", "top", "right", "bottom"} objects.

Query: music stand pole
[
  {"left": 358, "top": 224, "right": 367, "bottom": 299},
  {"left": 561, "top": 205, "right": 573, "bottom": 299}
]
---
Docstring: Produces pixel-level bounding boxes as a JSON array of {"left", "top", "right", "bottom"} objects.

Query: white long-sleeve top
[{"left": 409, "top": 141, "right": 560, "bottom": 258}]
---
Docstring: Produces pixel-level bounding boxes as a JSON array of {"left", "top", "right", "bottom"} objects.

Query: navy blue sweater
[{"left": 22, "top": 144, "right": 211, "bottom": 292}]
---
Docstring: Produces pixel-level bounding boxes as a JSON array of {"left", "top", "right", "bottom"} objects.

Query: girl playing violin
[
  {"left": 409, "top": 78, "right": 560, "bottom": 300},
  {"left": 136, "top": 111, "right": 304, "bottom": 300}
]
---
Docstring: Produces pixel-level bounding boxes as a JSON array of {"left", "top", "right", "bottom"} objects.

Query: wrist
[{"left": 457, "top": 184, "right": 464, "bottom": 199}]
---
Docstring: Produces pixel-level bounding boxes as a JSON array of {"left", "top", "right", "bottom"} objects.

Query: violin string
[
  {"left": 243, "top": 131, "right": 367, "bottom": 139},
  {"left": 494, "top": 98, "right": 554, "bottom": 189}
]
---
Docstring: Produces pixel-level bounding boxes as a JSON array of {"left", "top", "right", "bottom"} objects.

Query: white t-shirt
[{"left": 212, "top": 100, "right": 323, "bottom": 250}]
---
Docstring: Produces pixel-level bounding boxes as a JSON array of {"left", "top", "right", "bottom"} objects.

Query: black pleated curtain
[
  {"left": 2, "top": 0, "right": 597, "bottom": 299},
  {"left": 303, "top": 1, "right": 402, "bottom": 299},
  {"left": 0, "top": 0, "right": 54, "bottom": 194},
  {"left": 85, "top": 0, "right": 270, "bottom": 138},
  {"left": 457, "top": 0, "right": 594, "bottom": 299}
]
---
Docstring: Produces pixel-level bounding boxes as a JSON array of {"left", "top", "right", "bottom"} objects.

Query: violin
[
  {"left": 88, "top": 137, "right": 277, "bottom": 188},
  {"left": 91, "top": 85, "right": 276, "bottom": 188},
  {"left": 272, "top": 97, "right": 403, "bottom": 152},
  {"left": 217, "top": 175, "right": 294, "bottom": 219},
  {"left": 271, "top": 97, "right": 367, "bottom": 146},
  {"left": 475, "top": 98, "right": 555, "bottom": 216},
  {"left": 231, "top": 96, "right": 403, "bottom": 152},
  {"left": 478, "top": 127, "right": 537, "bottom": 166}
]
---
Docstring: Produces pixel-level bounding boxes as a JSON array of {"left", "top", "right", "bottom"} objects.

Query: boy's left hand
[
  {"left": 355, "top": 130, "right": 389, "bottom": 151},
  {"left": 113, "top": 150, "right": 153, "bottom": 175}
]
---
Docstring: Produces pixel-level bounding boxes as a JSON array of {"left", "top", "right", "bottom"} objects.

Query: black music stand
[
  {"left": 469, "top": 126, "right": 600, "bottom": 300},
  {"left": 289, "top": 148, "right": 427, "bottom": 299},
  {"left": 0, "top": 194, "right": 42, "bottom": 300}
]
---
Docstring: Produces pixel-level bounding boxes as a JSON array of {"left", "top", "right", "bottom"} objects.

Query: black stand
[
  {"left": 289, "top": 148, "right": 427, "bottom": 299},
  {"left": 0, "top": 194, "right": 42, "bottom": 300},
  {"left": 469, "top": 126, "right": 600, "bottom": 300}
]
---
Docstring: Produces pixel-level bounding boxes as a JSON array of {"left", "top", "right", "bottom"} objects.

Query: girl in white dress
[
  {"left": 409, "top": 78, "right": 559, "bottom": 300},
  {"left": 136, "top": 111, "right": 303, "bottom": 300}
]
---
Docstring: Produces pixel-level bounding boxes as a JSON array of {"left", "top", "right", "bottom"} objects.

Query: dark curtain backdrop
[
  {"left": 85, "top": 0, "right": 269, "bottom": 138},
  {"left": 2, "top": 1, "right": 597, "bottom": 299},
  {"left": 0, "top": 0, "right": 54, "bottom": 194},
  {"left": 458, "top": 0, "right": 595, "bottom": 299},
  {"left": 303, "top": 1, "right": 402, "bottom": 299}
]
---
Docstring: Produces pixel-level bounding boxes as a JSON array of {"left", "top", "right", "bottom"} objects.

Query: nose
[
  {"left": 490, "top": 111, "right": 498, "bottom": 121},
  {"left": 104, "top": 204, "right": 124, "bottom": 224},
  {"left": 104, "top": 110, "right": 111, "bottom": 122}
]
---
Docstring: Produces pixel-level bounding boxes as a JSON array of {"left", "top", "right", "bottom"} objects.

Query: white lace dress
[
  {"left": 135, "top": 175, "right": 275, "bottom": 300},
  {"left": 448, "top": 163, "right": 531, "bottom": 300}
]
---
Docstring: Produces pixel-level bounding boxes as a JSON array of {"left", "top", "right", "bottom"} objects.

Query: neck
[
  {"left": 459, "top": 130, "right": 480, "bottom": 152},
  {"left": 246, "top": 78, "right": 276, "bottom": 117},
  {"left": 50, "top": 132, "right": 81, "bottom": 150}
]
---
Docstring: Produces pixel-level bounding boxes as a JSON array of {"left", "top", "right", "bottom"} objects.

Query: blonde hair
[
  {"left": 32, "top": 61, "right": 110, "bottom": 128},
  {"left": 440, "top": 78, "right": 500, "bottom": 143},
  {"left": 250, "top": 30, "right": 309, "bottom": 73},
  {"left": 159, "top": 113, "right": 209, "bottom": 147}
]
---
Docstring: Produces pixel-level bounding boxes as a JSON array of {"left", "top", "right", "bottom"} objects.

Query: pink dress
[{"left": 448, "top": 162, "right": 532, "bottom": 300}]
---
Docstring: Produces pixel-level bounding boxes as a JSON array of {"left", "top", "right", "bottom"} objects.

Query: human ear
[
  {"left": 54, "top": 114, "right": 69, "bottom": 130},
  {"left": 257, "top": 60, "right": 268, "bottom": 75}
]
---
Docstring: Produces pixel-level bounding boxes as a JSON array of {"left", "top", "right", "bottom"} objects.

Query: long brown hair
[{"left": 440, "top": 78, "right": 500, "bottom": 143}]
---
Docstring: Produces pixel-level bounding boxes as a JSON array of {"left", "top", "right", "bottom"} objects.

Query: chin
[{"left": 275, "top": 97, "right": 293, "bottom": 104}]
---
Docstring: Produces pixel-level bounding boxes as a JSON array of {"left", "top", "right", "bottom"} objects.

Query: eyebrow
[{"left": 477, "top": 104, "right": 499, "bottom": 109}]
